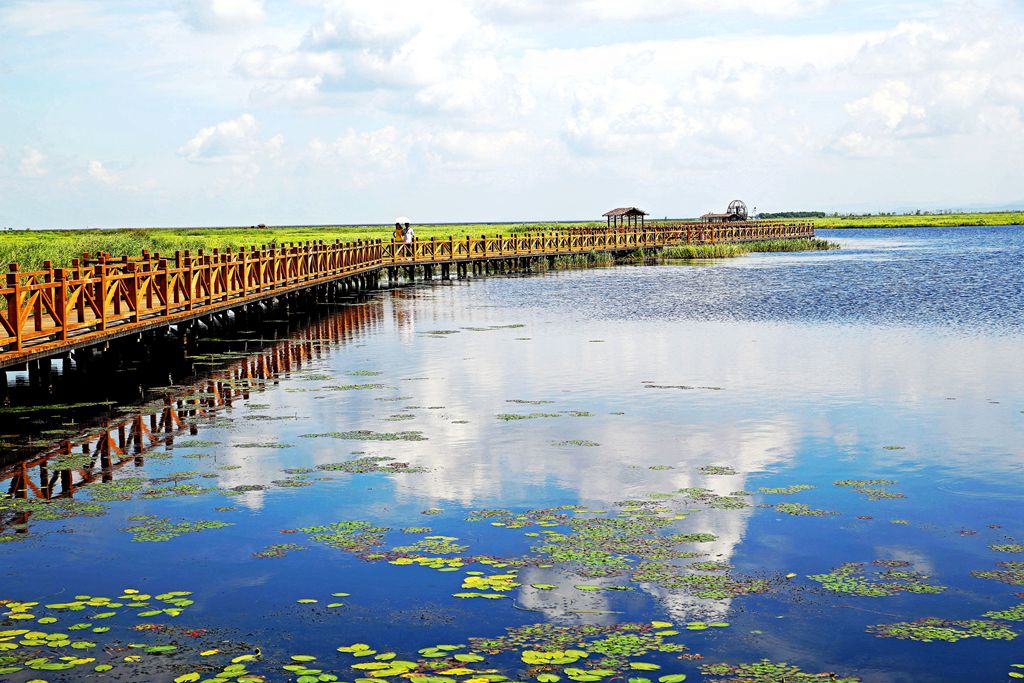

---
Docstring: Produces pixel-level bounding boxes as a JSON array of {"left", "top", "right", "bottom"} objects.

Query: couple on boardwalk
[{"left": 393, "top": 217, "right": 415, "bottom": 244}]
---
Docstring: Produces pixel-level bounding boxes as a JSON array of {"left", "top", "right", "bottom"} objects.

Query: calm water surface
[{"left": 1, "top": 226, "right": 1022, "bottom": 682}]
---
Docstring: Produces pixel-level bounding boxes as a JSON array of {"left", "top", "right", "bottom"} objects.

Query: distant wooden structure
[
  {"left": 603, "top": 207, "right": 648, "bottom": 228},
  {"left": 702, "top": 200, "right": 749, "bottom": 223}
]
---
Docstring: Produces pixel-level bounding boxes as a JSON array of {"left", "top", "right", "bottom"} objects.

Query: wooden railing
[{"left": 1, "top": 222, "right": 812, "bottom": 364}]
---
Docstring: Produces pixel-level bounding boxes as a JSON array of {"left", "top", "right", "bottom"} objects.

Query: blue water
[{"left": 1, "top": 226, "right": 1022, "bottom": 682}]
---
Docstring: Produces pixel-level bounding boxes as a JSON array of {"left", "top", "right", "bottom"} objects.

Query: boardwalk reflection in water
[{"left": 1, "top": 300, "right": 386, "bottom": 533}]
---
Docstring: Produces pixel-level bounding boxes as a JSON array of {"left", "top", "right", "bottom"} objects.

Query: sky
[{"left": 1, "top": 0, "right": 1023, "bottom": 229}]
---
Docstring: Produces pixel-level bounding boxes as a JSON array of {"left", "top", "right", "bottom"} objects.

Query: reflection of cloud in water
[
  {"left": 515, "top": 567, "right": 619, "bottom": 625},
  {"left": 872, "top": 545, "right": 936, "bottom": 575}
]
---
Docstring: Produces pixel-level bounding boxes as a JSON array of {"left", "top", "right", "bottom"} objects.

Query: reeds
[{"left": 660, "top": 238, "right": 837, "bottom": 260}]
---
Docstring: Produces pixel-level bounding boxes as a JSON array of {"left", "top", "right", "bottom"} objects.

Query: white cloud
[
  {"left": 828, "top": 9, "right": 1024, "bottom": 158},
  {"left": 185, "top": 0, "right": 265, "bottom": 32},
  {"left": 235, "top": 45, "right": 342, "bottom": 80},
  {"left": 419, "top": 129, "right": 532, "bottom": 168},
  {"left": 0, "top": 1, "right": 108, "bottom": 36},
  {"left": 846, "top": 81, "right": 926, "bottom": 130},
  {"left": 307, "top": 126, "right": 406, "bottom": 186},
  {"left": 19, "top": 148, "right": 46, "bottom": 177},
  {"left": 88, "top": 160, "right": 117, "bottom": 185},
  {"left": 178, "top": 113, "right": 282, "bottom": 164},
  {"left": 177, "top": 114, "right": 284, "bottom": 181},
  {"left": 478, "top": 0, "right": 832, "bottom": 22}
]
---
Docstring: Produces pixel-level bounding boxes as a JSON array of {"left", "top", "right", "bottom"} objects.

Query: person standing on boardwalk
[
  {"left": 393, "top": 222, "right": 403, "bottom": 242},
  {"left": 404, "top": 221, "right": 414, "bottom": 244}
]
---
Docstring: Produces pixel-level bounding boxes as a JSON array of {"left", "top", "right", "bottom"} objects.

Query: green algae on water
[
  {"left": 295, "top": 520, "right": 389, "bottom": 552},
  {"left": 868, "top": 617, "right": 1017, "bottom": 642},
  {"left": 808, "top": 562, "right": 945, "bottom": 597},
  {"left": 700, "top": 659, "right": 860, "bottom": 682},
  {"left": 300, "top": 430, "right": 427, "bottom": 441},
  {"left": 699, "top": 465, "right": 737, "bottom": 476},
  {"left": 772, "top": 503, "right": 838, "bottom": 517},
  {"left": 316, "top": 456, "right": 426, "bottom": 473},
  {"left": 758, "top": 484, "right": 815, "bottom": 495},
  {"left": 253, "top": 543, "right": 307, "bottom": 559},
  {"left": 496, "top": 413, "right": 561, "bottom": 421},
  {"left": 123, "top": 517, "right": 233, "bottom": 542}
]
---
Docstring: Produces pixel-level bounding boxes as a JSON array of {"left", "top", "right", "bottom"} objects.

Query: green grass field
[{"left": 809, "top": 212, "right": 1024, "bottom": 229}]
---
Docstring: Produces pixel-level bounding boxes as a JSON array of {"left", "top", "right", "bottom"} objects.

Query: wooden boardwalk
[{"left": 1, "top": 222, "right": 812, "bottom": 369}]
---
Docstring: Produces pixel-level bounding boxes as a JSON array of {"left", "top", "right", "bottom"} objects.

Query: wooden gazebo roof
[{"left": 603, "top": 207, "right": 649, "bottom": 218}]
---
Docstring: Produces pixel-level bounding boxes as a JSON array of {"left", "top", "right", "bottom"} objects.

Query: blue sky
[{"left": 1, "top": 0, "right": 1022, "bottom": 229}]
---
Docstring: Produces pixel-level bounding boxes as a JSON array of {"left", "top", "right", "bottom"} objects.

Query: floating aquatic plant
[
  {"left": 808, "top": 562, "right": 945, "bottom": 597},
  {"left": 392, "top": 536, "right": 469, "bottom": 556},
  {"left": 834, "top": 479, "right": 905, "bottom": 501},
  {"left": 496, "top": 413, "right": 561, "bottom": 421},
  {"left": 983, "top": 603, "right": 1024, "bottom": 621},
  {"left": 123, "top": 517, "right": 233, "bottom": 543},
  {"left": 272, "top": 477, "right": 315, "bottom": 488},
  {"left": 300, "top": 430, "right": 427, "bottom": 441},
  {"left": 316, "top": 456, "right": 426, "bottom": 474},
  {"left": 772, "top": 503, "right": 838, "bottom": 517},
  {"left": 991, "top": 544, "right": 1024, "bottom": 553},
  {"left": 295, "top": 520, "right": 389, "bottom": 552},
  {"left": 973, "top": 562, "right": 1024, "bottom": 585},
  {"left": 758, "top": 485, "right": 814, "bottom": 495},
  {"left": 632, "top": 563, "right": 772, "bottom": 598},
  {"left": 253, "top": 543, "right": 307, "bottom": 559},
  {"left": 868, "top": 618, "right": 1017, "bottom": 642},
  {"left": 699, "top": 465, "right": 736, "bottom": 476},
  {"left": 0, "top": 496, "right": 106, "bottom": 521},
  {"left": 700, "top": 659, "right": 860, "bottom": 682}
]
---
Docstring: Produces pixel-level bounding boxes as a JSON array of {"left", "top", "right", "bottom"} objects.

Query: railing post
[
  {"left": 34, "top": 260, "right": 52, "bottom": 332},
  {"left": 127, "top": 262, "right": 141, "bottom": 322},
  {"left": 55, "top": 268, "right": 68, "bottom": 340},
  {"left": 6, "top": 264, "right": 23, "bottom": 351},
  {"left": 97, "top": 255, "right": 109, "bottom": 331},
  {"left": 161, "top": 259, "right": 171, "bottom": 316},
  {"left": 185, "top": 250, "right": 196, "bottom": 309}
]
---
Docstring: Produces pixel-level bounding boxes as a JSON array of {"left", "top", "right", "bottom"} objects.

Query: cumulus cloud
[
  {"left": 307, "top": 126, "right": 406, "bottom": 186},
  {"left": 88, "top": 160, "right": 117, "bottom": 185},
  {"left": 19, "top": 148, "right": 46, "bottom": 177},
  {"left": 846, "top": 80, "right": 927, "bottom": 131},
  {"left": 235, "top": 45, "right": 342, "bottom": 81},
  {"left": 178, "top": 113, "right": 283, "bottom": 178},
  {"left": 829, "top": 11, "right": 1024, "bottom": 158},
  {"left": 185, "top": 0, "right": 265, "bottom": 32}
]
